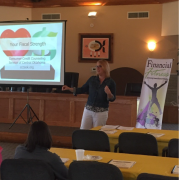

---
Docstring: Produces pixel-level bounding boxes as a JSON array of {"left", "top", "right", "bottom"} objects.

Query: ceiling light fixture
[{"left": 88, "top": 11, "right": 97, "bottom": 18}]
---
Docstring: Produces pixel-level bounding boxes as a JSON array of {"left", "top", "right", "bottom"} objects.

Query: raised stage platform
[{"left": 0, "top": 123, "right": 79, "bottom": 148}]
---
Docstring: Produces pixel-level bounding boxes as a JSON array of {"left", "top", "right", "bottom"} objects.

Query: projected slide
[{"left": 0, "top": 21, "right": 65, "bottom": 86}]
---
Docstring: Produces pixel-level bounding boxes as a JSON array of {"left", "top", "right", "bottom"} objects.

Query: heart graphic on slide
[{"left": 0, "top": 28, "right": 31, "bottom": 57}]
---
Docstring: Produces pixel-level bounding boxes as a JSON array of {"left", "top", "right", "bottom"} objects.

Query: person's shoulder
[
  {"left": 46, "top": 150, "right": 61, "bottom": 159},
  {"left": 47, "top": 151, "right": 63, "bottom": 163},
  {"left": 14, "top": 144, "right": 27, "bottom": 157},
  {"left": 15, "top": 144, "right": 26, "bottom": 151}
]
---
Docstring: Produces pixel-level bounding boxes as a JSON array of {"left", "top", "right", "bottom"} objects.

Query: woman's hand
[
  {"left": 62, "top": 85, "right": 74, "bottom": 92},
  {"left": 104, "top": 85, "right": 111, "bottom": 95},
  {"left": 104, "top": 86, "right": 114, "bottom": 100},
  {"left": 62, "top": 85, "right": 70, "bottom": 91},
  {"left": 104, "top": 86, "right": 112, "bottom": 95}
]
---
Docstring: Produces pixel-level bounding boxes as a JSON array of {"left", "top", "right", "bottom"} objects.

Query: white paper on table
[
  {"left": 61, "top": 158, "right": 69, "bottom": 163},
  {"left": 100, "top": 125, "right": 119, "bottom": 130},
  {"left": 117, "top": 126, "right": 134, "bottom": 130},
  {"left": 84, "top": 155, "right": 102, "bottom": 161},
  {"left": 109, "top": 160, "right": 136, "bottom": 168},
  {"left": 147, "top": 132, "right": 164, "bottom": 137},
  {"left": 172, "top": 165, "right": 179, "bottom": 174},
  {"left": 100, "top": 129, "right": 117, "bottom": 134}
]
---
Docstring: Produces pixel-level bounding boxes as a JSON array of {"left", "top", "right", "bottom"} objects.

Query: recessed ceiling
[{"left": 0, "top": 0, "right": 178, "bottom": 8}]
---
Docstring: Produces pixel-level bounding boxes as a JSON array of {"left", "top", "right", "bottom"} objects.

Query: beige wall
[
  {"left": 0, "top": 6, "right": 31, "bottom": 21},
  {"left": 162, "top": 1, "right": 179, "bottom": 36},
  {"left": 30, "top": 5, "right": 178, "bottom": 86}
]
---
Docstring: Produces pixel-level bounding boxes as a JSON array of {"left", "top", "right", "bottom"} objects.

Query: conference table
[
  {"left": 50, "top": 148, "right": 179, "bottom": 180},
  {"left": 91, "top": 126, "right": 179, "bottom": 156}
]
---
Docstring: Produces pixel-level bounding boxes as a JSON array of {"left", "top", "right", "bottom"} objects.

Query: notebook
[
  {"left": 109, "top": 159, "right": 136, "bottom": 168},
  {"left": 117, "top": 126, "right": 134, "bottom": 130},
  {"left": 147, "top": 132, "right": 164, "bottom": 138},
  {"left": 61, "top": 158, "right": 69, "bottom": 163},
  {"left": 101, "top": 125, "right": 119, "bottom": 130},
  {"left": 100, "top": 129, "right": 117, "bottom": 134},
  {"left": 172, "top": 165, "right": 179, "bottom": 174}
]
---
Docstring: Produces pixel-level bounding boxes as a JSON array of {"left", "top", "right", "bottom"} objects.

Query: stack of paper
[
  {"left": 84, "top": 155, "right": 102, "bottom": 161},
  {"left": 61, "top": 158, "right": 69, "bottom": 163},
  {"left": 109, "top": 160, "right": 136, "bottom": 168},
  {"left": 172, "top": 165, "right": 179, "bottom": 174},
  {"left": 101, "top": 125, "right": 119, "bottom": 130},
  {"left": 117, "top": 126, "right": 134, "bottom": 130},
  {"left": 147, "top": 132, "right": 164, "bottom": 138},
  {"left": 100, "top": 129, "right": 117, "bottom": 134}
]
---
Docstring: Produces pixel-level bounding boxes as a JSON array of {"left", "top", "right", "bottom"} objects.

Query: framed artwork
[{"left": 78, "top": 33, "right": 113, "bottom": 63}]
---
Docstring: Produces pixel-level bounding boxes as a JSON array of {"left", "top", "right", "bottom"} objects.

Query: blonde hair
[{"left": 97, "top": 59, "right": 110, "bottom": 78}]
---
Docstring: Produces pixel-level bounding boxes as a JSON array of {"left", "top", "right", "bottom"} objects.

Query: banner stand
[{"left": 136, "top": 58, "right": 173, "bottom": 129}]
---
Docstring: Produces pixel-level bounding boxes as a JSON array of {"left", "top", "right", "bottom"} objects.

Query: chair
[
  {"left": 114, "top": 132, "right": 158, "bottom": 156},
  {"left": 124, "top": 83, "right": 142, "bottom": 96},
  {"left": 72, "top": 130, "right": 110, "bottom": 152},
  {"left": 69, "top": 161, "right": 123, "bottom": 180},
  {"left": 137, "top": 173, "right": 179, "bottom": 180},
  {"left": 1, "top": 159, "right": 55, "bottom": 180},
  {"left": 162, "top": 138, "right": 179, "bottom": 158},
  {"left": 56, "top": 72, "right": 79, "bottom": 93},
  {"left": 110, "top": 67, "right": 143, "bottom": 95}
]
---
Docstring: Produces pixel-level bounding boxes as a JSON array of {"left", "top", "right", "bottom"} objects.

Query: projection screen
[{"left": 0, "top": 20, "right": 66, "bottom": 86}]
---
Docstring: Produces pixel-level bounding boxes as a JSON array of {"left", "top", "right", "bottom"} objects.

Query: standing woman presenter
[{"left": 62, "top": 60, "right": 116, "bottom": 129}]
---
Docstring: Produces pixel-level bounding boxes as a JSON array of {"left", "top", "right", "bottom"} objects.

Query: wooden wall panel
[
  {"left": 74, "top": 101, "right": 86, "bottom": 124},
  {"left": 162, "top": 106, "right": 179, "bottom": 124},
  {"left": 0, "top": 92, "right": 138, "bottom": 127},
  {"left": 0, "top": 98, "right": 9, "bottom": 120},
  {"left": 44, "top": 99, "right": 70, "bottom": 126},
  {"left": 108, "top": 103, "right": 132, "bottom": 126}
]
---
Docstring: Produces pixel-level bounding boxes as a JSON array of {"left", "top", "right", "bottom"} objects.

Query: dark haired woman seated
[{"left": 14, "top": 121, "right": 68, "bottom": 180}]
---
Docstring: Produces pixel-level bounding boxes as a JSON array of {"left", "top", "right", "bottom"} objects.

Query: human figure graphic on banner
[{"left": 144, "top": 81, "right": 167, "bottom": 115}]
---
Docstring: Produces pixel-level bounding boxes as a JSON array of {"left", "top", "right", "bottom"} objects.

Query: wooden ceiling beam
[{"left": 0, "top": 0, "right": 178, "bottom": 8}]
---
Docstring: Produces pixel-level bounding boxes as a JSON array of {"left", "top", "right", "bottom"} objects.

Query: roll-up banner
[{"left": 136, "top": 58, "right": 173, "bottom": 129}]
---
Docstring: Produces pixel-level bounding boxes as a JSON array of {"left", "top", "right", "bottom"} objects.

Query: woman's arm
[
  {"left": 50, "top": 154, "right": 68, "bottom": 180},
  {"left": 105, "top": 80, "right": 116, "bottom": 102},
  {"left": 74, "top": 76, "right": 92, "bottom": 95},
  {"left": 62, "top": 85, "right": 73, "bottom": 92}
]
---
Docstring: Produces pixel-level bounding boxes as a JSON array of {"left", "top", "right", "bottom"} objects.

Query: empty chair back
[
  {"left": 168, "top": 138, "right": 179, "bottom": 158},
  {"left": 137, "top": 173, "right": 178, "bottom": 180},
  {"left": 72, "top": 130, "right": 110, "bottom": 152},
  {"left": 69, "top": 161, "right": 123, "bottom": 180},
  {"left": 118, "top": 132, "right": 158, "bottom": 156},
  {"left": 124, "top": 83, "right": 142, "bottom": 96},
  {"left": 1, "top": 159, "right": 55, "bottom": 180}
]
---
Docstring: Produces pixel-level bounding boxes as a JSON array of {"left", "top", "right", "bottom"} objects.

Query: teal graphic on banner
[{"left": 136, "top": 58, "right": 173, "bottom": 129}]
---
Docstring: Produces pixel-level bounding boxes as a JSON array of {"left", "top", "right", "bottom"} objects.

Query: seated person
[{"left": 14, "top": 121, "right": 68, "bottom": 180}]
